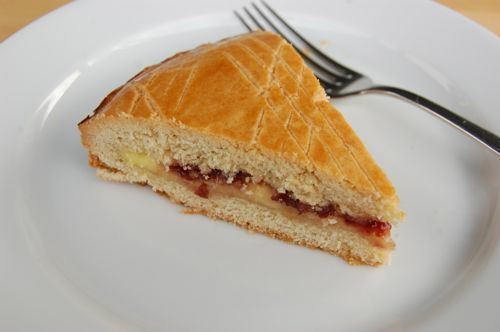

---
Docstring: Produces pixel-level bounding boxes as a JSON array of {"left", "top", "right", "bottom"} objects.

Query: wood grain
[
  {"left": 438, "top": 0, "right": 500, "bottom": 35},
  {"left": 0, "top": 0, "right": 70, "bottom": 41},
  {"left": 0, "top": 0, "right": 498, "bottom": 41}
]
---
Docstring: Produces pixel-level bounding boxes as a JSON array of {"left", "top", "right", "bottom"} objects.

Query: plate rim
[{"left": 1, "top": 1, "right": 499, "bottom": 331}]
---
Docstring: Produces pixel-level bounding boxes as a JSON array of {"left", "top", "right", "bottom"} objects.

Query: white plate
[{"left": 1, "top": 0, "right": 499, "bottom": 331}]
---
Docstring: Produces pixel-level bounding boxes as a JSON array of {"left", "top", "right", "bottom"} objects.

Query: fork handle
[{"left": 362, "top": 86, "right": 500, "bottom": 156}]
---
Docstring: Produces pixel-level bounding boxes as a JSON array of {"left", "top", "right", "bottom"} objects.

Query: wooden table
[{"left": 1, "top": 0, "right": 499, "bottom": 42}]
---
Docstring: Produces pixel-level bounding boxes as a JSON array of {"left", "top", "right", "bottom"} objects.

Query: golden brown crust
[
  {"left": 78, "top": 50, "right": 195, "bottom": 127},
  {"left": 78, "top": 31, "right": 398, "bottom": 202}
]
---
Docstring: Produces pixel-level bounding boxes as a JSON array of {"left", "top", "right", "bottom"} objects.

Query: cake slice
[{"left": 78, "top": 31, "right": 404, "bottom": 266}]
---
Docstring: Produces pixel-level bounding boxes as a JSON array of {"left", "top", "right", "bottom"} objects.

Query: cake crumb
[
  {"left": 181, "top": 208, "right": 203, "bottom": 215},
  {"left": 328, "top": 219, "right": 338, "bottom": 225}
]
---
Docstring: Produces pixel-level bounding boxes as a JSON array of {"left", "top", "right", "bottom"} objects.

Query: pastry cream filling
[
  {"left": 123, "top": 151, "right": 159, "bottom": 172},
  {"left": 120, "top": 151, "right": 392, "bottom": 247}
]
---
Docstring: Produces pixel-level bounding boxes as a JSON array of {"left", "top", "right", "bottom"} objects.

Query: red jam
[
  {"left": 194, "top": 183, "right": 209, "bottom": 198},
  {"left": 169, "top": 163, "right": 250, "bottom": 188},
  {"left": 343, "top": 215, "right": 391, "bottom": 237},
  {"left": 271, "top": 191, "right": 391, "bottom": 237},
  {"left": 169, "top": 163, "right": 391, "bottom": 237}
]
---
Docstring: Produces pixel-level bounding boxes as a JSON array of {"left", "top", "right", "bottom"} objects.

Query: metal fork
[{"left": 234, "top": 1, "right": 500, "bottom": 155}]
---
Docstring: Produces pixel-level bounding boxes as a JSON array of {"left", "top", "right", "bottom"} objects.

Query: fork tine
[
  {"left": 234, "top": 10, "right": 253, "bottom": 31},
  {"left": 260, "top": 0, "right": 359, "bottom": 78},
  {"left": 243, "top": 7, "right": 265, "bottom": 30},
  {"left": 249, "top": 2, "right": 350, "bottom": 82}
]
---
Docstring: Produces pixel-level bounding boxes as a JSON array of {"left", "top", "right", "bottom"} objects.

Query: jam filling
[
  {"left": 169, "top": 163, "right": 391, "bottom": 237},
  {"left": 271, "top": 192, "right": 391, "bottom": 237}
]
